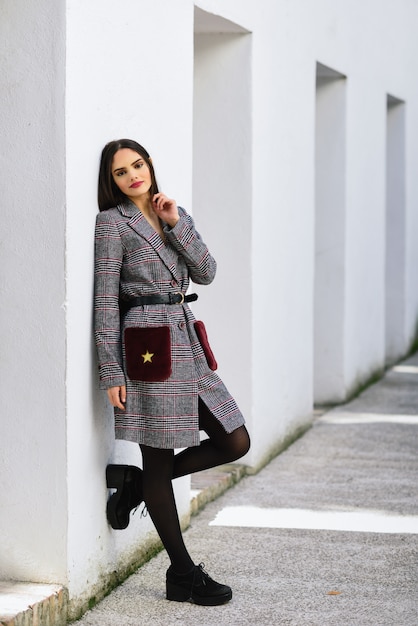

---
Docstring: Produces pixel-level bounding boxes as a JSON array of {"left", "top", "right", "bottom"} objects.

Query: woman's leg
[
  {"left": 140, "top": 444, "right": 195, "bottom": 574},
  {"left": 140, "top": 441, "right": 234, "bottom": 605},
  {"left": 172, "top": 397, "right": 250, "bottom": 479},
  {"left": 138, "top": 399, "right": 250, "bottom": 572},
  {"left": 108, "top": 400, "right": 249, "bottom": 530}
]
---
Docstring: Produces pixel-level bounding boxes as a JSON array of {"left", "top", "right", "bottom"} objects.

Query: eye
[
  {"left": 116, "top": 170, "right": 126, "bottom": 177},
  {"left": 134, "top": 162, "right": 144, "bottom": 169}
]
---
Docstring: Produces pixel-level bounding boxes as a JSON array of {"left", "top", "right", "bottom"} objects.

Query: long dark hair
[{"left": 98, "top": 139, "right": 159, "bottom": 211}]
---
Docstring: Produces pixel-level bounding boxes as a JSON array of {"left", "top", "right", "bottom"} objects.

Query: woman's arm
[
  {"left": 163, "top": 206, "right": 217, "bottom": 285},
  {"left": 94, "top": 211, "right": 126, "bottom": 390}
]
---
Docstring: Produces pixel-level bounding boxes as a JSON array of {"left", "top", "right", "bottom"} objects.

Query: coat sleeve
[
  {"left": 94, "top": 211, "right": 126, "bottom": 390},
  {"left": 164, "top": 207, "right": 217, "bottom": 285}
]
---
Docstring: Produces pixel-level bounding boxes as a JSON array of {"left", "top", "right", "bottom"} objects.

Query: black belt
[{"left": 124, "top": 292, "right": 198, "bottom": 308}]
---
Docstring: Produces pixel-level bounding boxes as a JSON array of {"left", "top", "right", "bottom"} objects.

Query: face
[{"left": 111, "top": 148, "right": 152, "bottom": 205}]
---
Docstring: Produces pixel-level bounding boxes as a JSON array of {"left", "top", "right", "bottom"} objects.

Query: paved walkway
[{"left": 74, "top": 353, "right": 418, "bottom": 625}]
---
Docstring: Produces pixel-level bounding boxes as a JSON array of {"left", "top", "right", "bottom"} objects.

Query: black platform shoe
[
  {"left": 105, "top": 464, "right": 143, "bottom": 530},
  {"left": 166, "top": 563, "right": 232, "bottom": 605}
]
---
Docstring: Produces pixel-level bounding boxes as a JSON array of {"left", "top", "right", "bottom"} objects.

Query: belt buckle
[{"left": 174, "top": 292, "right": 185, "bottom": 304}]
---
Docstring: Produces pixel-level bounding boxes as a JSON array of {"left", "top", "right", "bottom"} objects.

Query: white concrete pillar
[
  {"left": 0, "top": 0, "right": 195, "bottom": 616},
  {"left": 64, "top": 0, "right": 194, "bottom": 615},
  {"left": 0, "top": 0, "right": 67, "bottom": 582},
  {"left": 385, "top": 96, "right": 407, "bottom": 364},
  {"left": 344, "top": 85, "right": 387, "bottom": 389},
  {"left": 192, "top": 8, "right": 253, "bottom": 453},
  {"left": 314, "top": 64, "right": 347, "bottom": 403}
]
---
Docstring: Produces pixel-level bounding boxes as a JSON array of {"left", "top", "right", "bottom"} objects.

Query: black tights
[{"left": 140, "top": 398, "right": 250, "bottom": 574}]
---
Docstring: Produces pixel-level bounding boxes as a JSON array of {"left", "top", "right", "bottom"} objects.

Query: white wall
[
  {"left": 314, "top": 65, "right": 347, "bottom": 403},
  {"left": 0, "top": 0, "right": 67, "bottom": 582},
  {"left": 1, "top": 0, "right": 418, "bottom": 615},
  {"left": 64, "top": 0, "right": 194, "bottom": 609},
  {"left": 385, "top": 97, "right": 406, "bottom": 364},
  {"left": 193, "top": 0, "right": 418, "bottom": 459},
  {"left": 405, "top": 98, "right": 418, "bottom": 344},
  {"left": 192, "top": 11, "right": 253, "bottom": 458}
]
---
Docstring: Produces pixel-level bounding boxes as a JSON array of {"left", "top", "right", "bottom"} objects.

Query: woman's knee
[
  {"left": 228, "top": 426, "right": 251, "bottom": 461},
  {"left": 241, "top": 426, "right": 251, "bottom": 455}
]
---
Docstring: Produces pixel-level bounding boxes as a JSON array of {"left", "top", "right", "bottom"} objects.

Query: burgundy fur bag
[
  {"left": 124, "top": 326, "right": 171, "bottom": 382},
  {"left": 194, "top": 321, "right": 218, "bottom": 371}
]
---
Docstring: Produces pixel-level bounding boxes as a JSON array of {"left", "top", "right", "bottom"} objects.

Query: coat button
[
  {"left": 171, "top": 279, "right": 178, "bottom": 287},
  {"left": 178, "top": 321, "right": 185, "bottom": 330}
]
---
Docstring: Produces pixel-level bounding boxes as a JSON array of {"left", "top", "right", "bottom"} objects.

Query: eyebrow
[{"left": 113, "top": 158, "right": 143, "bottom": 173}]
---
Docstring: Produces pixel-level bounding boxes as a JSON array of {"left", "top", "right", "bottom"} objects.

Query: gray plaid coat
[{"left": 94, "top": 201, "right": 244, "bottom": 449}]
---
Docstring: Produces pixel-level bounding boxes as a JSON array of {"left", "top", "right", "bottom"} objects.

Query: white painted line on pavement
[
  {"left": 318, "top": 412, "right": 418, "bottom": 425},
  {"left": 209, "top": 506, "right": 418, "bottom": 534},
  {"left": 392, "top": 365, "right": 418, "bottom": 374}
]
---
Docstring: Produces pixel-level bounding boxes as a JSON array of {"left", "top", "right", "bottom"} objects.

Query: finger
[
  {"left": 106, "top": 388, "right": 114, "bottom": 405},
  {"left": 120, "top": 385, "right": 127, "bottom": 404},
  {"left": 152, "top": 197, "right": 163, "bottom": 212},
  {"left": 114, "top": 389, "right": 125, "bottom": 410},
  {"left": 107, "top": 387, "right": 125, "bottom": 410},
  {"left": 153, "top": 193, "right": 170, "bottom": 207},
  {"left": 152, "top": 193, "right": 164, "bottom": 205}
]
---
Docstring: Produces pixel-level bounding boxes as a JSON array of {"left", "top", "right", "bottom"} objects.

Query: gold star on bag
[{"left": 141, "top": 350, "right": 154, "bottom": 364}]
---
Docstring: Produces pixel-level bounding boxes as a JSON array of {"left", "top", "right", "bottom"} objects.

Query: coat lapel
[{"left": 117, "top": 201, "right": 180, "bottom": 281}]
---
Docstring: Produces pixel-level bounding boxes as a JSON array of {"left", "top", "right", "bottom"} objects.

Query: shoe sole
[{"left": 166, "top": 582, "right": 232, "bottom": 605}]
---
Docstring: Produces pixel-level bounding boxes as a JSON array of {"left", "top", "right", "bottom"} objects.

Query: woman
[{"left": 94, "top": 138, "right": 250, "bottom": 606}]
